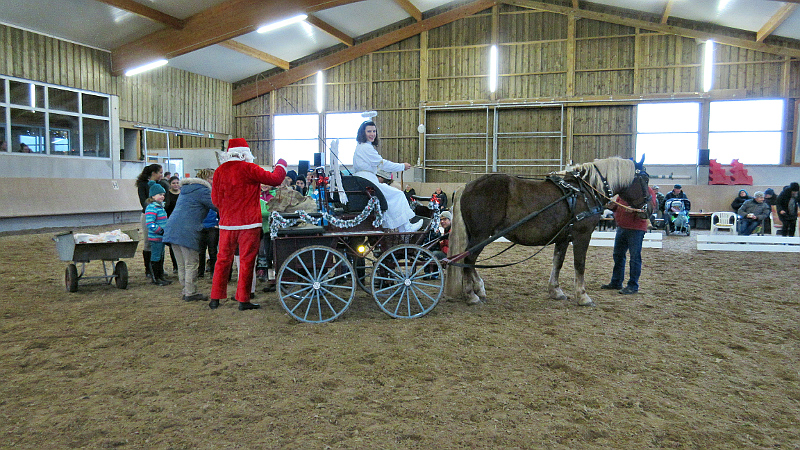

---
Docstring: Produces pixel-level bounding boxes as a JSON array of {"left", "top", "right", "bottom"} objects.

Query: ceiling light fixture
[
  {"left": 489, "top": 45, "right": 498, "bottom": 93},
  {"left": 316, "top": 71, "right": 325, "bottom": 113},
  {"left": 703, "top": 40, "right": 715, "bottom": 92},
  {"left": 125, "top": 59, "right": 168, "bottom": 76},
  {"left": 257, "top": 14, "right": 308, "bottom": 33}
]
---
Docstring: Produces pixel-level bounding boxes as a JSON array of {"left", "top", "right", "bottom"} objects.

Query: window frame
[{"left": 0, "top": 76, "right": 112, "bottom": 158}]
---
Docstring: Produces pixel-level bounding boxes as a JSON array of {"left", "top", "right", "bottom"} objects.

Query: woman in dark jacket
[
  {"left": 730, "top": 189, "right": 751, "bottom": 212},
  {"left": 775, "top": 182, "right": 800, "bottom": 236},
  {"left": 163, "top": 177, "right": 217, "bottom": 302},
  {"left": 135, "top": 164, "right": 163, "bottom": 277}
]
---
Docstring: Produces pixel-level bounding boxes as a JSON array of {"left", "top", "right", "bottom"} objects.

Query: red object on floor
[
  {"left": 708, "top": 159, "right": 733, "bottom": 185},
  {"left": 729, "top": 159, "right": 753, "bottom": 185}
]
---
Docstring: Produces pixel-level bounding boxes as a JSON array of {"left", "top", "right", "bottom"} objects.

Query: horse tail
[{"left": 445, "top": 186, "right": 466, "bottom": 300}]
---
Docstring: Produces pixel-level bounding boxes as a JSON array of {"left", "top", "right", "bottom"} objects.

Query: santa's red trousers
[{"left": 211, "top": 227, "right": 260, "bottom": 302}]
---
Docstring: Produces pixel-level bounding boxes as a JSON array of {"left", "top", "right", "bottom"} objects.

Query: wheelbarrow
[{"left": 53, "top": 230, "right": 140, "bottom": 292}]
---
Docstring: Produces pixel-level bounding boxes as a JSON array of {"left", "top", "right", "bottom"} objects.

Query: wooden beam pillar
[
  {"left": 566, "top": 12, "right": 575, "bottom": 98},
  {"left": 418, "top": 31, "right": 429, "bottom": 167}
]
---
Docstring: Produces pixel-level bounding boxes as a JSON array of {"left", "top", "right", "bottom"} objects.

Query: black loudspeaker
[
  {"left": 698, "top": 149, "right": 710, "bottom": 166},
  {"left": 313, "top": 153, "right": 322, "bottom": 167},
  {"left": 298, "top": 160, "right": 310, "bottom": 176}
]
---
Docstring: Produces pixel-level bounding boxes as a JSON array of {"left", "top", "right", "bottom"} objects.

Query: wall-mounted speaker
[
  {"left": 698, "top": 149, "right": 710, "bottom": 166},
  {"left": 298, "top": 160, "right": 310, "bottom": 177},
  {"left": 313, "top": 153, "right": 322, "bottom": 167}
]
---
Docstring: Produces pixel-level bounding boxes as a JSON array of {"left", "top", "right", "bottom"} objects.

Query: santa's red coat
[{"left": 212, "top": 160, "right": 286, "bottom": 229}]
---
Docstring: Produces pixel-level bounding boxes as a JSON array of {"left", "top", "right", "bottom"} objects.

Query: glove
[{"left": 275, "top": 158, "right": 288, "bottom": 172}]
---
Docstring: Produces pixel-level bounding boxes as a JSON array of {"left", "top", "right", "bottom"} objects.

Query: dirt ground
[{"left": 1, "top": 223, "right": 799, "bottom": 449}]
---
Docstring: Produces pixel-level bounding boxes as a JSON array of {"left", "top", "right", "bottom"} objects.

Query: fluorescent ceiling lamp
[
  {"left": 703, "top": 40, "right": 714, "bottom": 92},
  {"left": 125, "top": 59, "right": 168, "bottom": 76},
  {"left": 257, "top": 14, "right": 307, "bottom": 33},
  {"left": 29, "top": 84, "right": 36, "bottom": 108},
  {"left": 316, "top": 71, "right": 325, "bottom": 113},
  {"left": 489, "top": 45, "right": 498, "bottom": 93},
  {"left": 717, "top": 0, "right": 732, "bottom": 12}
]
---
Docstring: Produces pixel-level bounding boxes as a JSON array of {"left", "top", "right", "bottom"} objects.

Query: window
[
  {"left": 635, "top": 102, "right": 700, "bottom": 165},
  {"left": 325, "top": 112, "right": 366, "bottom": 166},
  {"left": 273, "top": 114, "right": 319, "bottom": 165},
  {"left": 708, "top": 99, "right": 783, "bottom": 165},
  {"left": 11, "top": 108, "right": 45, "bottom": 153},
  {"left": 1, "top": 75, "right": 112, "bottom": 158}
]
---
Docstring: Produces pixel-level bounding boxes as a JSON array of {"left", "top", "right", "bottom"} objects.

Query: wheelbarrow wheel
[
  {"left": 114, "top": 261, "right": 129, "bottom": 289},
  {"left": 65, "top": 264, "right": 79, "bottom": 292}
]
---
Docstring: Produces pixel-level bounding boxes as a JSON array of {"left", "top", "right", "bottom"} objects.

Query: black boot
[
  {"left": 151, "top": 261, "right": 171, "bottom": 286},
  {"left": 143, "top": 251, "right": 152, "bottom": 276},
  {"left": 155, "top": 260, "right": 173, "bottom": 285}
]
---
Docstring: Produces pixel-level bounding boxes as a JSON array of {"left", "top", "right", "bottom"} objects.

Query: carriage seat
[{"left": 333, "top": 175, "right": 389, "bottom": 213}]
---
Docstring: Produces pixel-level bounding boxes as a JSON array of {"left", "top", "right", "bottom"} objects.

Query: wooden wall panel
[
  {"left": 499, "top": 8, "right": 567, "bottom": 43},
  {"left": 713, "top": 45, "right": 784, "bottom": 97},
  {"left": 1, "top": 24, "right": 233, "bottom": 140},
  {"left": 572, "top": 106, "right": 634, "bottom": 163}
]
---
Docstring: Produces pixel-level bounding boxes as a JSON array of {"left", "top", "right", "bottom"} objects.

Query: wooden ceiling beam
[
  {"left": 233, "top": 0, "right": 496, "bottom": 104},
  {"left": 306, "top": 15, "right": 354, "bottom": 46},
  {"left": 757, "top": 3, "right": 798, "bottom": 42},
  {"left": 502, "top": 0, "right": 800, "bottom": 59},
  {"left": 218, "top": 40, "right": 290, "bottom": 70},
  {"left": 94, "top": 0, "right": 186, "bottom": 29},
  {"left": 660, "top": 0, "right": 674, "bottom": 24},
  {"left": 111, "top": 0, "right": 363, "bottom": 76},
  {"left": 393, "top": 0, "right": 423, "bottom": 21}
]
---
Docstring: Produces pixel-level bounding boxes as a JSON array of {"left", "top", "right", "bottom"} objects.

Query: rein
[{"left": 446, "top": 163, "right": 645, "bottom": 270}]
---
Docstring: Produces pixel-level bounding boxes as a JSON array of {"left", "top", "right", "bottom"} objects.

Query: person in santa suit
[{"left": 209, "top": 138, "right": 287, "bottom": 311}]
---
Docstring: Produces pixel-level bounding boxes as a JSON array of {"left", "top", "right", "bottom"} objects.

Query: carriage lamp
[{"left": 357, "top": 244, "right": 368, "bottom": 255}]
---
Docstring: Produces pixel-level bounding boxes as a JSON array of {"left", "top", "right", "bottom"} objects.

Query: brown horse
[{"left": 447, "top": 157, "right": 651, "bottom": 307}]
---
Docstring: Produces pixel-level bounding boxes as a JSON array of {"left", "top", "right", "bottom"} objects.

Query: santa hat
[{"left": 225, "top": 138, "right": 254, "bottom": 163}]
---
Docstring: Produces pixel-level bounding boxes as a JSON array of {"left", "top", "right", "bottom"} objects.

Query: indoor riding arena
[{"left": 2, "top": 0, "right": 800, "bottom": 448}]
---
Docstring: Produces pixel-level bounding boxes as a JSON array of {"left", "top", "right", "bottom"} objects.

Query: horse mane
[{"left": 564, "top": 157, "right": 634, "bottom": 194}]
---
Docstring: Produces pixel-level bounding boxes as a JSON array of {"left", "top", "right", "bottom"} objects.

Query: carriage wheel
[
  {"left": 371, "top": 244, "right": 442, "bottom": 319},
  {"left": 114, "top": 261, "right": 129, "bottom": 289},
  {"left": 65, "top": 264, "right": 79, "bottom": 292},
  {"left": 277, "top": 246, "right": 355, "bottom": 323}
]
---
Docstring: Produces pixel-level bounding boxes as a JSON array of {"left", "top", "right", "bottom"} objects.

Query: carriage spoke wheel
[
  {"left": 277, "top": 246, "right": 356, "bottom": 323},
  {"left": 371, "top": 244, "right": 442, "bottom": 319}
]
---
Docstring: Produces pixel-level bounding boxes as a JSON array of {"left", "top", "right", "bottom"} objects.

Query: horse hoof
[
  {"left": 466, "top": 298, "right": 483, "bottom": 306},
  {"left": 578, "top": 300, "right": 596, "bottom": 307}
]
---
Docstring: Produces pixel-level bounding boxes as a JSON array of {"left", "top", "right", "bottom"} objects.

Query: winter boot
[
  {"left": 155, "top": 260, "right": 173, "bottom": 285},
  {"left": 143, "top": 251, "right": 152, "bottom": 277},
  {"left": 150, "top": 260, "right": 171, "bottom": 286}
]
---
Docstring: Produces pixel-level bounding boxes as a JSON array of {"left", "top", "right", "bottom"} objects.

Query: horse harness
[{"left": 445, "top": 166, "right": 614, "bottom": 269}]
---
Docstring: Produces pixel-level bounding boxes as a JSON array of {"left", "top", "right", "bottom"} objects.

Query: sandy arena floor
[{"left": 1, "top": 224, "right": 799, "bottom": 448}]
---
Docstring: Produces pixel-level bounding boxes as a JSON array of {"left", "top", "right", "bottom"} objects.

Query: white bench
[
  {"left": 589, "top": 231, "right": 663, "bottom": 249},
  {"left": 697, "top": 234, "right": 800, "bottom": 252}
]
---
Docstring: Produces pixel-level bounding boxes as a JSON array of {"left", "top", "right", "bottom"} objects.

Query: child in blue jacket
[{"left": 144, "top": 180, "right": 172, "bottom": 286}]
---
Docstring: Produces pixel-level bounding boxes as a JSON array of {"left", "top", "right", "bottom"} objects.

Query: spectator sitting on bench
[{"left": 737, "top": 191, "right": 770, "bottom": 236}]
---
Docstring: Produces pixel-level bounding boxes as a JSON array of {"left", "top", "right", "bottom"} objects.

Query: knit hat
[
  {"left": 764, "top": 188, "right": 775, "bottom": 196},
  {"left": 673, "top": 184, "right": 682, "bottom": 189},
  {"left": 148, "top": 180, "right": 166, "bottom": 197},
  {"left": 440, "top": 211, "right": 453, "bottom": 220},
  {"left": 286, "top": 170, "right": 297, "bottom": 184},
  {"left": 225, "top": 138, "right": 254, "bottom": 163},
  {"left": 376, "top": 169, "right": 392, "bottom": 180}
]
